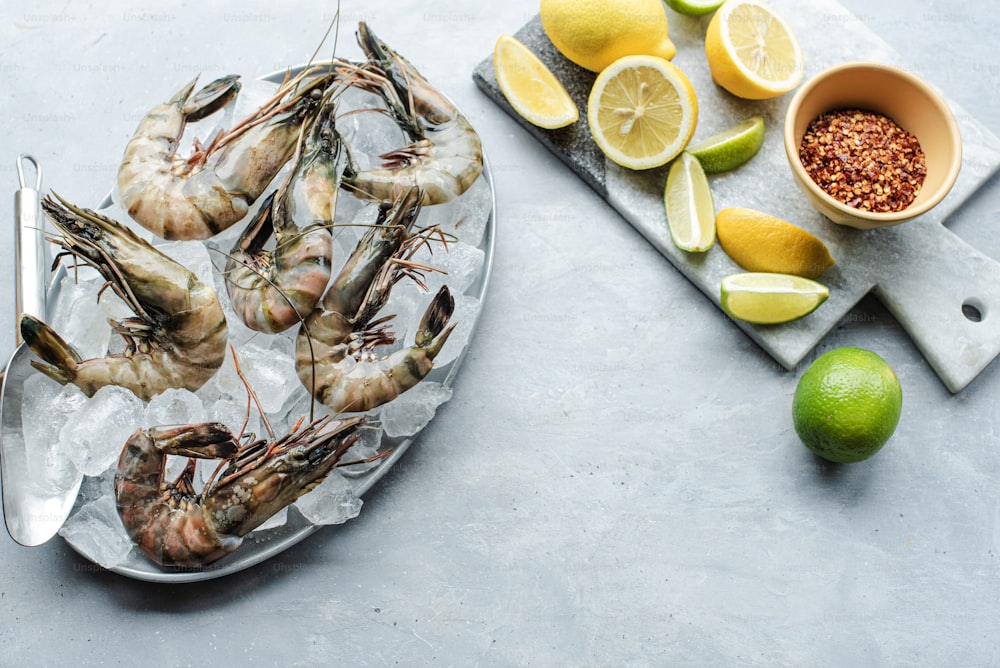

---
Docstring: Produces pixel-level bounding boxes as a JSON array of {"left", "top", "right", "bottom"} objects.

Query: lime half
[
  {"left": 663, "top": 0, "right": 726, "bottom": 16},
  {"left": 664, "top": 152, "right": 715, "bottom": 252},
  {"left": 720, "top": 272, "right": 828, "bottom": 324},
  {"left": 687, "top": 116, "right": 765, "bottom": 174}
]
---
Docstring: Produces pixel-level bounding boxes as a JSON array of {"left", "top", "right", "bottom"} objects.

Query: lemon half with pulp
[
  {"left": 705, "top": 0, "right": 804, "bottom": 99},
  {"left": 588, "top": 55, "right": 698, "bottom": 170}
]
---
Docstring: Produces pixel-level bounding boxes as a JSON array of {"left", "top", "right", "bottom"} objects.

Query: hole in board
[{"left": 962, "top": 299, "right": 984, "bottom": 323}]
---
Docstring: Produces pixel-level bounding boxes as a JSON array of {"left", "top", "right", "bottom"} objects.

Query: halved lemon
[
  {"left": 493, "top": 34, "right": 579, "bottom": 129},
  {"left": 720, "top": 272, "right": 829, "bottom": 324},
  {"left": 587, "top": 55, "right": 698, "bottom": 170},
  {"left": 705, "top": 0, "right": 804, "bottom": 100},
  {"left": 664, "top": 152, "right": 715, "bottom": 252}
]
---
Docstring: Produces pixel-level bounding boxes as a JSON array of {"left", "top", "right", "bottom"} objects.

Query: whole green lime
[{"left": 792, "top": 347, "right": 902, "bottom": 463}]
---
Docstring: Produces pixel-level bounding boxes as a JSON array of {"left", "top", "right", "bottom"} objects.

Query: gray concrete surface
[{"left": 1, "top": 0, "right": 999, "bottom": 665}]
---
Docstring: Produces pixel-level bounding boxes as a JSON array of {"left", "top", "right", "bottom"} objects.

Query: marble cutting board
[{"left": 472, "top": 0, "right": 1000, "bottom": 392}]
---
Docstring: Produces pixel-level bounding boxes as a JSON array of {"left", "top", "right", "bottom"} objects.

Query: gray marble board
[{"left": 472, "top": 0, "right": 1000, "bottom": 392}]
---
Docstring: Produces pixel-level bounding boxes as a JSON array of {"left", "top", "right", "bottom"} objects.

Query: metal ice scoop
[{"left": 1, "top": 155, "right": 82, "bottom": 546}]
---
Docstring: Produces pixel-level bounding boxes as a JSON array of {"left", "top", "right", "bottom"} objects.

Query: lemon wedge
[
  {"left": 587, "top": 55, "right": 698, "bottom": 170},
  {"left": 493, "top": 34, "right": 579, "bottom": 130},
  {"left": 664, "top": 152, "right": 715, "bottom": 252},
  {"left": 720, "top": 272, "right": 829, "bottom": 325},
  {"left": 687, "top": 116, "right": 765, "bottom": 174},
  {"left": 705, "top": 0, "right": 804, "bottom": 100},
  {"left": 716, "top": 207, "right": 835, "bottom": 279}
]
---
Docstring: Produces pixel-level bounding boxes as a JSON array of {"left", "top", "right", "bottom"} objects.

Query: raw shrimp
[
  {"left": 118, "top": 67, "right": 335, "bottom": 240},
  {"left": 339, "top": 23, "right": 483, "bottom": 205},
  {"left": 224, "top": 104, "right": 350, "bottom": 333},
  {"left": 295, "top": 187, "right": 456, "bottom": 413},
  {"left": 115, "top": 414, "right": 366, "bottom": 568},
  {"left": 20, "top": 194, "right": 228, "bottom": 401}
]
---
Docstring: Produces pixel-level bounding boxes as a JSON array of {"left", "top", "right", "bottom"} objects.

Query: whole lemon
[
  {"left": 539, "top": 0, "right": 676, "bottom": 73},
  {"left": 792, "top": 348, "right": 902, "bottom": 464}
]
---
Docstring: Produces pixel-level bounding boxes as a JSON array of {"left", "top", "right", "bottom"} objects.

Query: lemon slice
[
  {"left": 720, "top": 272, "right": 829, "bottom": 324},
  {"left": 705, "top": 0, "right": 804, "bottom": 100},
  {"left": 716, "top": 207, "right": 835, "bottom": 279},
  {"left": 587, "top": 55, "right": 698, "bottom": 170},
  {"left": 687, "top": 116, "right": 765, "bottom": 174},
  {"left": 493, "top": 34, "right": 579, "bottom": 130},
  {"left": 664, "top": 152, "right": 715, "bottom": 252},
  {"left": 663, "top": 0, "right": 725, "bottom": 17}
]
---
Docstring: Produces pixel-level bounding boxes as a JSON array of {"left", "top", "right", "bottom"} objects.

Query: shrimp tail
[
  {"left": 19, "top": 314, "right": 80, "bottom": 386},
  {"left": 415, "top": 285, "right": 456, "bottom": 352},
  {"left": 182, "top": 74, "right": 241, "bottom": 122},
  {"left": 354, "top": 23, "right": 422, "bottom": 136}
]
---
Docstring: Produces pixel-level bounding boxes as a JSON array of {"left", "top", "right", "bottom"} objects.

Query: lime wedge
[
  {"left": 720, "top": 272, "right": 829, "bottom": 324},
  {"left": 663, "top": 0, "right": 725, "bottom": 16},
  {"left": 493, "top": 34, "right": 579, "bottom": 129},
  {"left": 687, "top": 116, "right": 765, "bottom": 174},
  {"left": 664, "top": 152, "right": 715, "bottom": 252}
]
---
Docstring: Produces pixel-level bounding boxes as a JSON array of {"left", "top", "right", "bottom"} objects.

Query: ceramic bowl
[{"left": 783, "top": 61, "right": 962, "bottom": 230}]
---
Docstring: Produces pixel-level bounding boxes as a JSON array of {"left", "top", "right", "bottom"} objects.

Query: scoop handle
[{"left": 13, "top": 155, "right": 47, "bottom": 344}]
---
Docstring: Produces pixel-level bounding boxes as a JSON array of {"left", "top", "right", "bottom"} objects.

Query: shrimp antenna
[
  {"left": 229, "top": 343, "right": 276, "bottom": 440},
  {"left": 306, "top": 0, "right": 340, "bottom": 70}
]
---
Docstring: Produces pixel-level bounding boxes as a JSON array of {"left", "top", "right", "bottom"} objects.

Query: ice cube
[
  {"left": 156, "top": 239, "right": 215, "bottom": 285},
  {"left": 422, "top": 175, "right": 492, "bottom": 248},
  {"left": 253, "top": 507, "right": 288, "bottom": 532},
  {"left": 142, "top": 388, "right": 208, "bottom": 427},
  {"left": 374, "top": 285, "right": 421, "bottom": 348},
  {"left": 98, "top": 289, "right": 134, "bottom": 325},
  {"left": 202, "top": 344, "right": 245, "bottom": 400},
  {"left": 294, "top": 472, "right": 363, "bottom": 526},
  {"left": 21, "top": 376, "right": 86, "bottom": 494},
  {"left": 336, "top": 421, "right": 386, "bottom": 478},
  {"left": 408, "top": 240, "right": 485, "bottom": 297},
  {"left": 337, "top": 90, "right": 406, "bottom": 171},
  {"left": 47, "top": 272, "right": 112, "bottom": 359},
  {"left": 57, "top": 385, "right": 145, "bottom": 477},
  {"left": 74, "top": 469, "right": 116, "bottom": 505},
  {"left": 230, "top": 77, "right": 281, "bottom": 125},
  {"left": 208, "top": 395, "right": 262, "bottom": 441},
  {"left": 59, "top": 486, "right": 134, "bottom": 570},
  {"left": 379, "top": 381, "right": 453, "bottom": 438},
  {"left": 233, "top": 342, "right": 297, "bottom": 414}
]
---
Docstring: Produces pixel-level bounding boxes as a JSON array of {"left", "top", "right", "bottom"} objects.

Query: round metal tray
[{"left": 44, "top": 65, "right": 495, "bottom": 582}]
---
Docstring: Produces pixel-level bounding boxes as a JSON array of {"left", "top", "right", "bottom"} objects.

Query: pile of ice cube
[{"left": 29, "top": 81, "right": 492, "bottom": 570}]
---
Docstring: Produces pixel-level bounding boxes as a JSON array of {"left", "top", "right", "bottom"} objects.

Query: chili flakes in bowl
[{"left": 798, "top": 109, "right": 927, "bottom": 214}]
